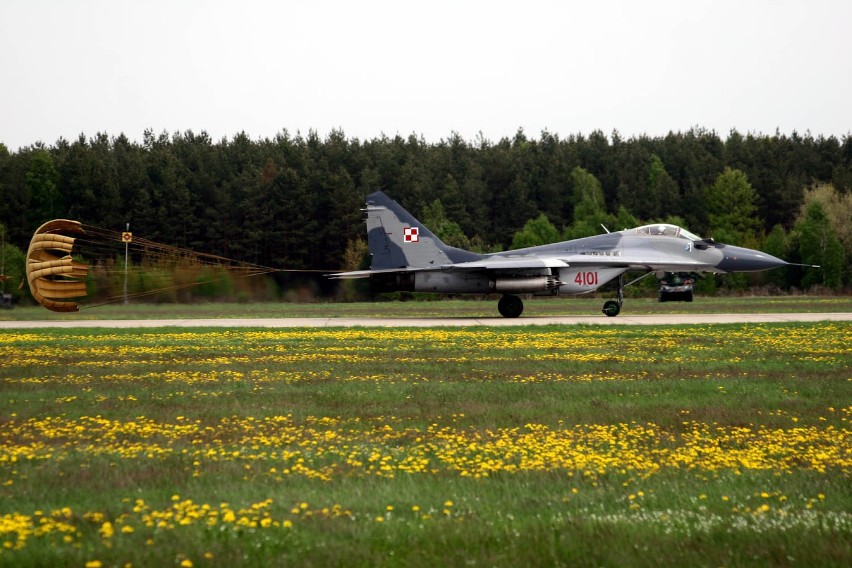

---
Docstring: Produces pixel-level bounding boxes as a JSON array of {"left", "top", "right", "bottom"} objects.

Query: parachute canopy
[{"left": 26, "top": 219, "right": 89, "bottom": 312}]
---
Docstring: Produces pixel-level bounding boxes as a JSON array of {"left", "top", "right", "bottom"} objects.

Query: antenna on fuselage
[{"left": 600, "top": 224, "right": 610, "bottom": 234}]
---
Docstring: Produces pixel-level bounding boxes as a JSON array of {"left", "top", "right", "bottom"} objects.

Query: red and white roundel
[{"left": 404, "top": 227, "right": 419, "bottom": 243}]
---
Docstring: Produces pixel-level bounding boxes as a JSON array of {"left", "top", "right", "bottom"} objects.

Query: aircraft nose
[{"left": 716, "top": 245, "right": 788, "bottom": 272}]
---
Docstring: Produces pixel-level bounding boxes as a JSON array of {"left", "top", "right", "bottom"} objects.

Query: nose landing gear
[
  {"left": 602, "top": 274, "right": 624, "bottom": 317},
  {"left": 602, "top": 300, "right": 621, "bottom": 317}
]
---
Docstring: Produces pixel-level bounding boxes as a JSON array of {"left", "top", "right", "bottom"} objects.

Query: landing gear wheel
[
  {"left": 498, "top": 294, "right": 524, "bottom": 318},
  {"left": 602, "top": 273, "right": 625, "bottom": 317},
  {"left": 602, "top": 300, "right": 621, "bottom": 317}
]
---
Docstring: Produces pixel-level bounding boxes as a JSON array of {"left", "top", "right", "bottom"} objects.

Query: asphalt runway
[{"left": 1, "top": 313, "right": 850, "bottom": 329}]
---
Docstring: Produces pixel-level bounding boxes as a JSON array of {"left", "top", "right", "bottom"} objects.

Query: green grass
[
  {"left": 2, "top": 294, "right": 851, "bottom": 320},
  {"left": 1, "top": 323, "right": 850, "bottom": 566}
]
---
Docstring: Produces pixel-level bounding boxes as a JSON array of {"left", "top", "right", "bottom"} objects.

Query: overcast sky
[{"left": 2, "top": 0, "right": 850, "bottom": 151}]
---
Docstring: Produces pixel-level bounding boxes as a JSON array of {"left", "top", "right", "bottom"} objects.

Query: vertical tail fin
[{"left": 365, "top": 191, "right": 482, "bottom": 270}]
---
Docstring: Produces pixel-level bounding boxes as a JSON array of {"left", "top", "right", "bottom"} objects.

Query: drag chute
[
  {"left": 26, "top": 219, "right": 89, "bottom": 312},
  {"left": 25, "top": 219, "right": 326, "bottom": 312}
]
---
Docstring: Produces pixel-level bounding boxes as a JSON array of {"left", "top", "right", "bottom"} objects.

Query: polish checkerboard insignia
[{"left": 404, "top": 227, "right": 419, "bottom": 243}]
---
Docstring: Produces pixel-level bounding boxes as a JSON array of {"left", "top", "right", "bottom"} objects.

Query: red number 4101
[{"left": 574, "top": 271, "right": 599, "bottom": 286}]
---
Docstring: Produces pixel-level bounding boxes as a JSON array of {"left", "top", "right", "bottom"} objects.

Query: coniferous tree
[
  {"left": 0, "top": 143, "right": 32, "bottom": 243},
  {"left": 26, "top": 148, "right": 62, "bottom": 226},
  {"left": 645, "top": 154, "right": 680, "bottom": 220},
  {"left": 566, "top": 166, "right": 609, "bottom": 239},
  {"left": 763, "top": 224, "right": 792, "bottom": 289},
  {"left": 705, "top": 167, "right": 761, "bottom": 246}
]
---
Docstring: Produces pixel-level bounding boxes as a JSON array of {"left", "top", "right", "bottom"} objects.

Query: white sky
[{"left": 2, "top": 0, "right": 850, "bottom": 151}]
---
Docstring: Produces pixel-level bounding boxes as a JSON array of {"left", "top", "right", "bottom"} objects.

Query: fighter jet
[{"left": 331, "top": 191, "right": 805, "bottom": 317}]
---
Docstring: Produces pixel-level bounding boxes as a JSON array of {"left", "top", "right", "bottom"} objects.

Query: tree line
[{"left": 1, "top": 127, "right": 850, "bottom": 302}]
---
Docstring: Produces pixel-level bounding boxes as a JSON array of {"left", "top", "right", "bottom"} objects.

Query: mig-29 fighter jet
[{"left": 331, "top": 191, "right": 803, "bottom": 317}]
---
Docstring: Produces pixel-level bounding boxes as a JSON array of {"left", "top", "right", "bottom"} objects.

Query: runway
[{"left": 1, "top": 313, "right": 849, "bottom": 328}]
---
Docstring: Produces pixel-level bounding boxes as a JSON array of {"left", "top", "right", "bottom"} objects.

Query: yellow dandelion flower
[{"left": 99, "top": 522, "right": 114, "bottom": 539}]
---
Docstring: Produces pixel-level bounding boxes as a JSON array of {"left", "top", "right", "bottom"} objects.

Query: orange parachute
[{"left": 26, "top": 219, "right": 90, "bottom": 312}]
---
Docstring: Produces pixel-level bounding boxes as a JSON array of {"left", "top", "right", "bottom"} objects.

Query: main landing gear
[
  {"left": 498, "top": 294, "right": 524, "bottom": 318},
  {"left": 498, "top": 273, "right": 634, "bottom": 318},
  {"left": 601, "top": 274, "right": 624, "bottom": 317}
]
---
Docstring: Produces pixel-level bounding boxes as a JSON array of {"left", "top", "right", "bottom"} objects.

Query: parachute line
[{"left": 27, "top": 220, "right": 336, "bottom": 312}]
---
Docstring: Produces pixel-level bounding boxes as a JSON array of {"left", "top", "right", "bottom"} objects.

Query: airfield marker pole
[{"left": 123, "top": 223, "right": 129, "bottom": 305}]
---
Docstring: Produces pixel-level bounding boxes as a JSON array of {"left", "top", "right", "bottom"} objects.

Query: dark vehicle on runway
[{"left": 658, "top": 272, "right": 694, "bottom": 302}]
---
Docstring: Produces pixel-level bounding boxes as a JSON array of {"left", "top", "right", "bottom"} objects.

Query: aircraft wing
[
  {"left": 444, "top": 253, "right": 715, "bottom": 272},
  {"left": 330, "top": 253, "right": 716, "bottom": 279},
  {"left": 441, "top": 257, "right": 571, "bottom": 270}
]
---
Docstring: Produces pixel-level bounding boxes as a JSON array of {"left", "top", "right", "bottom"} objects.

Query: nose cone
[{"left": 716, "top": 245, "right": 788, "bottom": 272}]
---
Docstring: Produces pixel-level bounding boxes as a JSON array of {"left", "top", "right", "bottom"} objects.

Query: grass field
[
  {"left": 2, "top": 294, "right": 851, "bottom": 321},
  {"left": 1, "top": 317, "right": 850, "bottom": 566}
]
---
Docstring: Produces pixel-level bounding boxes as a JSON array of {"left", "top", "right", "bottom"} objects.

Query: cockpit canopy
[{"left": 628, "top": 224, "right": 702, "bottom": 241}]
